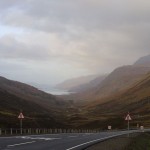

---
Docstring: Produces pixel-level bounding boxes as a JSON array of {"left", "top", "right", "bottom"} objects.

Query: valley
[{"left": 1, "top": 54, "right": 150, "bottom": 130}]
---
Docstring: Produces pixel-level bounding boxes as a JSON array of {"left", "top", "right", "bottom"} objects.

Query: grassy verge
[
  {"left": 85, "top": 132, "right": 150, "bottom": 150},
  {"left": 126, "top": 132, "right": 150, "bottom": 150}
]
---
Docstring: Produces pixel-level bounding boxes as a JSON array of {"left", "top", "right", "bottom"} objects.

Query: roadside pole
[
  {"left": 20, "top": 118, "right": 22, "bottom": 134},
  {"left": 125, "top": 112, "right": 132, "bottom": 137},
  {"left": 18, "top": 112, "right": 24, "bottom": 135},
  {"left": 128, "top": 119, "right": 129, "bottom": 131}
]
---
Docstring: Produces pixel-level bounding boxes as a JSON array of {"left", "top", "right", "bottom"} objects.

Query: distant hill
[
  {"left": 86, "top": 65, "right": 150, "bottom": 100},
  {"left": 68, "top": 75, "right": 107, "bottom": 93},
  {"left": 0, "top": 76, "right": 69, "bottom": 128},
  {"left": 134, "top": 54, "right": 150, "bottom": 67},
  {"left": 55, "top": 74, "right": 98, "bottom": 91},
  {"left": 64, "top": 55, "right": 150, "bottom": 103}
]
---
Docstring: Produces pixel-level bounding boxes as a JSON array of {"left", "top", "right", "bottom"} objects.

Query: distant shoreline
[{"left": 44, "top": 88, "right": 73, "bottom": 95}]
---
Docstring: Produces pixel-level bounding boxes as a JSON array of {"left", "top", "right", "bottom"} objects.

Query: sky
[{"left": 0, "top": 0, "right": 150, "bottom": 86}]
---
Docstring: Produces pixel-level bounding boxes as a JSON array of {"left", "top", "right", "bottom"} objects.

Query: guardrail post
[
  {"left": 5, "top": 129, "right": 6, "bottom": 135},
  {"left": 23, "top": 129, "right": 26, "bottom": 134},
  {"left": 15, "top": 129, "right": 17, "bottom": 134},
  {"left": 10, "top": 128, "right": 13, "bottom": 135},
  {"left": 36, "top": 129, "right": 38, "bottom": 134}
]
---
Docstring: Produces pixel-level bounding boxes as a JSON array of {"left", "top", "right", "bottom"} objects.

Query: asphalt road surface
[{"left": 0, "top": 130, "right": 138, "bottom": 150}]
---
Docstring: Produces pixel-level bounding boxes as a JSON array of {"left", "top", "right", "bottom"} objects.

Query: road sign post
[
  {"left": 125, "top": 112, "right": 132, "bottom": 137},
  {"left": 18, "top": 112, "right": 24, "bottom": 135}
]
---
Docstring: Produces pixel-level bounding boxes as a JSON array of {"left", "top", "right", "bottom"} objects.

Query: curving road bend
[{"left": 0, "top": 130, "right": 140, "bottom": 150}]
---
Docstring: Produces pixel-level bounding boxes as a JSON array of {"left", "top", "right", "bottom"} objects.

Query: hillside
[
  {"left": 67, "top": 73, "right": 150, "bottom": 129},
  {"left": 63, "top": 55, "right": 150, "bottom": 102},
  {"left": 63, "top": 54, "right": 150, "bottom": 128},
  {"left": 65, "top": 65, "right": 150, "bottom": 102},
  {"left": 0, "top": 76, "right": 69, "bottom": 128},
  {"left": 90, "top": 65, "right": 150, "bottom": 100},
  {"left": 0, "top": 88, "right": 66, "bottom": 128},
  {"left": 0, "top": 76, "right": 68, "bottom": 109}
]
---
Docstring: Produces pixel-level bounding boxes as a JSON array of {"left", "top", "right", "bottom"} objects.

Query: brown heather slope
[
  {"left": 84, "top": 65, "right": 150, "bottom": 100},
  {"left": 0, "top": 88, "right": 67, "bottom": 128},
  {"left": 0, "top": 76, "right": 68, "bottom": 110},
  {"left": 69, "top": 73, "right": 150, "bottom": 129},
  {"left": 0, "top": 76, "right": 71, "bottom": 128},
  {"left": 59, "top": 55, "right": 150, "bottom": 129},
  {"left": 62, "top": 55, "right": 150, "bottom": 103},
  {"left": 65, "top": 65, "right": 150, "bottom": 103}
]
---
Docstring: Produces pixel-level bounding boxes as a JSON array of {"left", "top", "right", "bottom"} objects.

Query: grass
[
  {"left": 85, "top": 132, "right": 150, "bottom": 150},
  {"left": 126, "top": 132, "right": 150, "bottom": 150},
  {"left": 0, "top": 111, "right": 16, "bottom": 116}
]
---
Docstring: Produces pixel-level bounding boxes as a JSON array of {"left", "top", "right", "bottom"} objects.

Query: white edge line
[
  {"left": 7, "top": 141, "right": 36, "bottom": 147},
  {"left": 66, "top": 134, "right": 124, "bottom": 150}
]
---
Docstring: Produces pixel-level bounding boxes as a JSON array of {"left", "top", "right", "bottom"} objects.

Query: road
[{"left": 0, "top": 130, "right": 138, "bottom": 150}]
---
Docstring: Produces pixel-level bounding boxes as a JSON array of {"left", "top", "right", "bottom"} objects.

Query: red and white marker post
[
  {"left": 125, "top": 112, "right": 132, "bottom": 131},
  {"left": 18, "top": 112, "right": 24, "bottom": 134}
]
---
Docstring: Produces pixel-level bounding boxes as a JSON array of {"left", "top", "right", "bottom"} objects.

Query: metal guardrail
[
  {"left": 0, "top": 128, "right": 146, "bottom": 136},
  {"left": 0, "top": 128, "right": 100, "bottom": 136}
]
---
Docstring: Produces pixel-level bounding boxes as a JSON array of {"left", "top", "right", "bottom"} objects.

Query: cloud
[
  {"left": 1, "top": 0, "right": 150, "bottom": 32},
  {"left": 0, "top": 0, "right": 150, "bottom": 84},
  {"left": 0, "top": 34, "right": 50, "bottom": 60}
]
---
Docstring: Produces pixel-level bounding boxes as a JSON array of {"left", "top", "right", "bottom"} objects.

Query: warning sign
[
  {"left": 18, "top": 112, "right": 24, "bottom": 119},
  {"left": 125, "top": 113, "right": 132, "bottom": 121}
]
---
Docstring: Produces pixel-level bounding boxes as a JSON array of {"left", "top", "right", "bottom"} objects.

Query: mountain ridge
[
  {"left": 62, "top": 55, "right": 150, "bottom": 103},
  {"left": 55, "top": 74, "right": 99, "bottom": 91},
  {"left": 134, "top": 54, "right": 150, "bottom": 67}
]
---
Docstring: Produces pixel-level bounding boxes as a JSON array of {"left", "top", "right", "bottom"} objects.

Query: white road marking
[
  {"left": 17, "top": 136, "right": 61, "bottom": 141},
  {"left": 7, "top": 141, "right": 36, "bottom": 147},
  {"left": 66, "top": 134, "right": 122, "bottom": 150},
  {"left": 0, "top": 137, "right": 18, "bottom": 139},
  {"left": 68, "top": 136, "right": 77, "bottom": 138}
]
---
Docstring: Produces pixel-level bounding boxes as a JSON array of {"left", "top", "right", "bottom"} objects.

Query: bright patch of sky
[{"left": 0, "top": 25, "right": 23, "bottom": 37}]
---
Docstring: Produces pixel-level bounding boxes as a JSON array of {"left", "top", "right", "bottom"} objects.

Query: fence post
[{"left": 0, "top": 128, "right": 1, "bottom": 135}]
